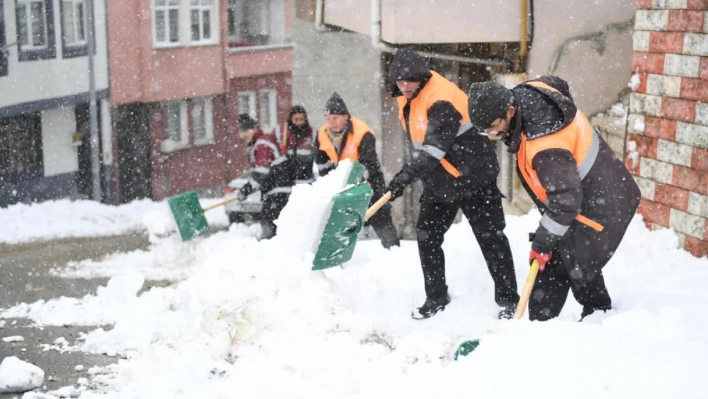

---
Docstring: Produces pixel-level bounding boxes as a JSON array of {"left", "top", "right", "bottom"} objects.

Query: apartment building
[
  {"left": 107, "top": 0, "right": 293, "bottom": 203},
  {"left": 0, "top": 0, "right": 110, "bottom": 207}
]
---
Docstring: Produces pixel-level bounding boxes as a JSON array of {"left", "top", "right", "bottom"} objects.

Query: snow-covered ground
[{"left": 2, "top": 163, "right": 708, "bottom": 399}]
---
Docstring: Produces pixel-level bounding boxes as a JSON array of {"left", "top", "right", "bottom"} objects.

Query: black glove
[
  {"left": 238, "top": 183, "right": 254, "bottom": 200},
  {"left": 386, "top": 172, "right": 410, "bottom": 201}
]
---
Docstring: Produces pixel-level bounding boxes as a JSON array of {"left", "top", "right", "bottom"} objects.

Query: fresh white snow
[
  {"left": 0, "top": 357, "right": 44, "bottom": 393},
  {"left": 2, "top": 161, "right": 708, "bottom": 399}
]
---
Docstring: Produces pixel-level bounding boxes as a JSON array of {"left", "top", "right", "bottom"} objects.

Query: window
[
  {"left": 189, "top": 0, "right": 213, "bottom": 43},
  {"left": 258, "top": 89, "right": 277, "bottom": 132},
  {"left": 160, "top": 101, "right": 189, "bottom": 152},
  {"left": 192, "top": 97, "right": 213, "bottom": 145},
  {"left": 153, "top": 0, "right": 179, "bottom": 46},
  {"left": 60, "top": 0, "right": 89, "bottom": 58},
  {"left": 237, "top": 91, "right": 256, "bottom": 118},
  {"left": 227, "top": 0, "right": 286, "bottom": 48},
  {"left": 153, "top": 0, "right": 217, "bottom": 48},
  {"left": 16, "top": 0, "right": 56, "bottom": 60},
  {"left": 0, "top": 113, "right": 43, "bottom": 183}
]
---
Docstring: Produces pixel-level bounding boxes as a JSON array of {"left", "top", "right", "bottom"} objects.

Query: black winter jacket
[
  {"left": 510, "top": 76, "right": 641, "bottom": 286},
  {"left": 392, "top": 76, "right": 501, "bottom": 203}
]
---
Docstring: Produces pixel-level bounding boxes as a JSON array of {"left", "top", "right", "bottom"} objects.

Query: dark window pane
[
  {"left": 168, "top": 9, "right": 179, "bottom": 42},
  {"left": 190, "top": 10, "right": 199, "bottom": 41},
  {"left": 30, "top": 2, "right": 46, "bottom": 47},
  {"left": 18, "top": 6, "right": 29, "bottom": 46},
  {"left": 77, "top": 2, "right": 86, "bottom": 41},
  {"left": 202, "top": 10, "right": 210, "bottom": 39},
  {"left": 155, "top": 10, "right": 166, "bottom": 42}
]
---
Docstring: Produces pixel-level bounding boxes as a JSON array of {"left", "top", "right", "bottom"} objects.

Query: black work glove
[
  {"left": 386, "top": 171, "right": 411, "bottom": 201},
  {"left": 238, "top": 183, "right": 254, "bottom": 201}
]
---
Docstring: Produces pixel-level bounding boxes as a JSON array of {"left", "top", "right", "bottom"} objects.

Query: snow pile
[
  {"left": 0, "top": 357, "right": 44, "bottom": 393},
  {"left": 2, "top": 164, "right": 708, "bottom": 398}
]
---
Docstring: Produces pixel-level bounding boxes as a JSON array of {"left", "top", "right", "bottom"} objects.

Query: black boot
[
  {"left": 411, "top": 294, "right": 451, "bottom": 320},
  {"left": 498, "top": 303, "right": 517, "bottom": 320},
  {"left": 579, "top": 305, "right": 612, "bottom": 321}
]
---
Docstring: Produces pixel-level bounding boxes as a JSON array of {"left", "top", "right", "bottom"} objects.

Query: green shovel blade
[
  {"left": 312, "top": 183, "right": 373, "bottom": 271},
  {"left": 346, "top": 161, "right": 367, "bottom": 186},
  {"left": 167, "top": 191, "right": 210, "bottom": 241},
  {"left": 453, "top": 339, "right": 481, "bottom": 360}
]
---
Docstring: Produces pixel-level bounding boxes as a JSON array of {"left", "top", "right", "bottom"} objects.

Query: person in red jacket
[{"left": 236, "top": 113, "right": 287, "bottom": 239}]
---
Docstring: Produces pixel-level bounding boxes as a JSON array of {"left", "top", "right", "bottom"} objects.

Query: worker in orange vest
[
  {"left": 386, "top": 48, "right": 519, "bottom": 320},
  {"left": 314, "top": 92, "right": 400, "bottom": 249},
  {"left": 467, "top": 77, "right": 640, "bottom": 321}
]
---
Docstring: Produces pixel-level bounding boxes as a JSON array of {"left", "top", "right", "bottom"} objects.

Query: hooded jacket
[
  {"left": 389, "top": 49, "right": 501, "bottom": 203},
  {"left": 504, "top": 76, "right": 640, "bottom": 286}
]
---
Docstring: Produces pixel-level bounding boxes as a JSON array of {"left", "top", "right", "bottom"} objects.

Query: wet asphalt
[{"left": 0, "top": 233, "right": 150, "bottom": 397}]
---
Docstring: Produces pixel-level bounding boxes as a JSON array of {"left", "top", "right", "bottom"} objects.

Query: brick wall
[{"left": 627, "top": 0, "right": 708, "bottom": 257}]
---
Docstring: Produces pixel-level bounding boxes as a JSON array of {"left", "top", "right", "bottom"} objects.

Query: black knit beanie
[
  {"left": 324, "top": 92, "right": 349, "bottom": 116},
  {"left": 467, "top": 82, "right": 515, "bottom": 131},
  {"left": 238, "top": 113, "right": 258, "bottom": 130}
]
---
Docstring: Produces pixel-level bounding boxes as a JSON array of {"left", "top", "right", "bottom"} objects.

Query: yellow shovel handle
[
  {"left": 364, "top": 192, "right": 392, "bottom": 221},
  {"left": 201, "top": 196, "right": 242, "bottom": 212},
  {"left": 513, "top": 259, "right": 540, "bottom": 320}
]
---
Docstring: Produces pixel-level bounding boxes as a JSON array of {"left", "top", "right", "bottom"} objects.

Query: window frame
[
  {"left": 15, "top": 0, "right": 56, "bottom": 61},
  {"left": 237, "top": 91, "right": 256, "bottom": 120},
  {"left": 188, "top": 0, "right": 215, "bottom": 44},
  {"left": 152, "top": 0, "right": 180, "bottom": 48},
  {"left": 160, "top": 100, "right": 189, "bottom": 153},
  {"left": 153, "top": 0, "right": 218, "bottom": 49},
  {"left": 192, "top": 96, "right": 214, "bottom": 146},
  {"left": 258, "top": 88, "right": 277, "bottom": 133},
  {"left": 59, "top": 0, "right": 91, "bottom": 58}
]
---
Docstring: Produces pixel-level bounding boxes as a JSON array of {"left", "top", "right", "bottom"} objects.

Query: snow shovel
[
  {"left": 453, "top": 259, "right": 540, "bottom": 360},
  {"left": 311, "top": 188, "right": 392, "bottom": 271},
  {"left": 167, "top": 191, "right": 243, "bottom": 241}
]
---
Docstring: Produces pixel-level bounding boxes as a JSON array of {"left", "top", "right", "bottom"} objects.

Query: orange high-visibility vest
[
  {"left": 317, "top": 117, "right": 373, "bottom": 163},
  {"left": 396, "top": 71, "right": 472, "bottom": 178},
  {"left": 517, "top": 81, "right": 604, "bottom": 232}
]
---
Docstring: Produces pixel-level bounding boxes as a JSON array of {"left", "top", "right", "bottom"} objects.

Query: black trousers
[
  {"left": 366, "top": 202, "right": 400, "bottom": 249},
  {"left": 528, "top": 247, "right": 612, "bottom": 321},
  {"left": 260, "top": 193, "right": 290, "bottom": 239},
  {"left": 417, "top": 194, "right": 519, "bottom": 306}
]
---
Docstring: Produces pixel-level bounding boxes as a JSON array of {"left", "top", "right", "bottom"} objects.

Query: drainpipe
[
  {"left": 514, "top": 0, "right": 529, "bottom": 73},
  {"left": 315, "top": 0, "right": 326, "bottom": 31}
]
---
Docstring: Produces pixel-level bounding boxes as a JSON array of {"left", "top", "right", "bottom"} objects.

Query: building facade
[
  {"left": 627, "top": 0, "right": 707, "bottom": 257},
  {"left": 0, "top": 0, "right": 110, "bottom": 207},
  {"left": 107, "top": 0, "right": 294, "bottom": 203}
]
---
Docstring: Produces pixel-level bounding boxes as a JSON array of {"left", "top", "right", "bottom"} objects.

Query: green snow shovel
[
  {"left": 311, "top": 188, "right": 392, "bottom": 271},
  {"left": 453, "top": 259, "right": 540, "bottom": 360},
  {"left": 167, "top": 191, "right": 242, "bottom": 241}
]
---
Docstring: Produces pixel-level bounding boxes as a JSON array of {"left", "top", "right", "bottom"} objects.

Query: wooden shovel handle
[
  {"left": 364, "top": 192, "right": 392, "bottom": 221},
  {"left": 513, "top": 259, "right": 540, "bottom": 320},
  {"left": 202, "top": 195, "right": 242, "bottom": 212}
]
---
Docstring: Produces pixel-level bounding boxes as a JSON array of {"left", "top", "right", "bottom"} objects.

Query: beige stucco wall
[
  {"left": 527, "top": 1, "right": 635, "bottom": 116},
  {"left": 325, "top": 0, "right": 521, "bottom": 44}
]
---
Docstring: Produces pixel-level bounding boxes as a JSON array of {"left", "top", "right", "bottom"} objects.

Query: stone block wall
[{"left": 627, "top": 0, "right": 708, "bottom": 257}]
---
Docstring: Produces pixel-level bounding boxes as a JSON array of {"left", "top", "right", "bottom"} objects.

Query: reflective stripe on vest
[
  {"left": 518, "top": 81, "right": 604, "bottom": 233},
  {"left": 317, "top": 117, "right": 373, "bottom": 164},
  {"left": 396, "top": 71, "right": 470, "bottom": 178}
]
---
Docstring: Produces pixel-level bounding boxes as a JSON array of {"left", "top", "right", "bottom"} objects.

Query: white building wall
[
  {"left": 41, "top": 107, "right": 78, "bottom": 176},
  {"left": 0, "top": 0, "right": 109, "bottom": 108}
]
